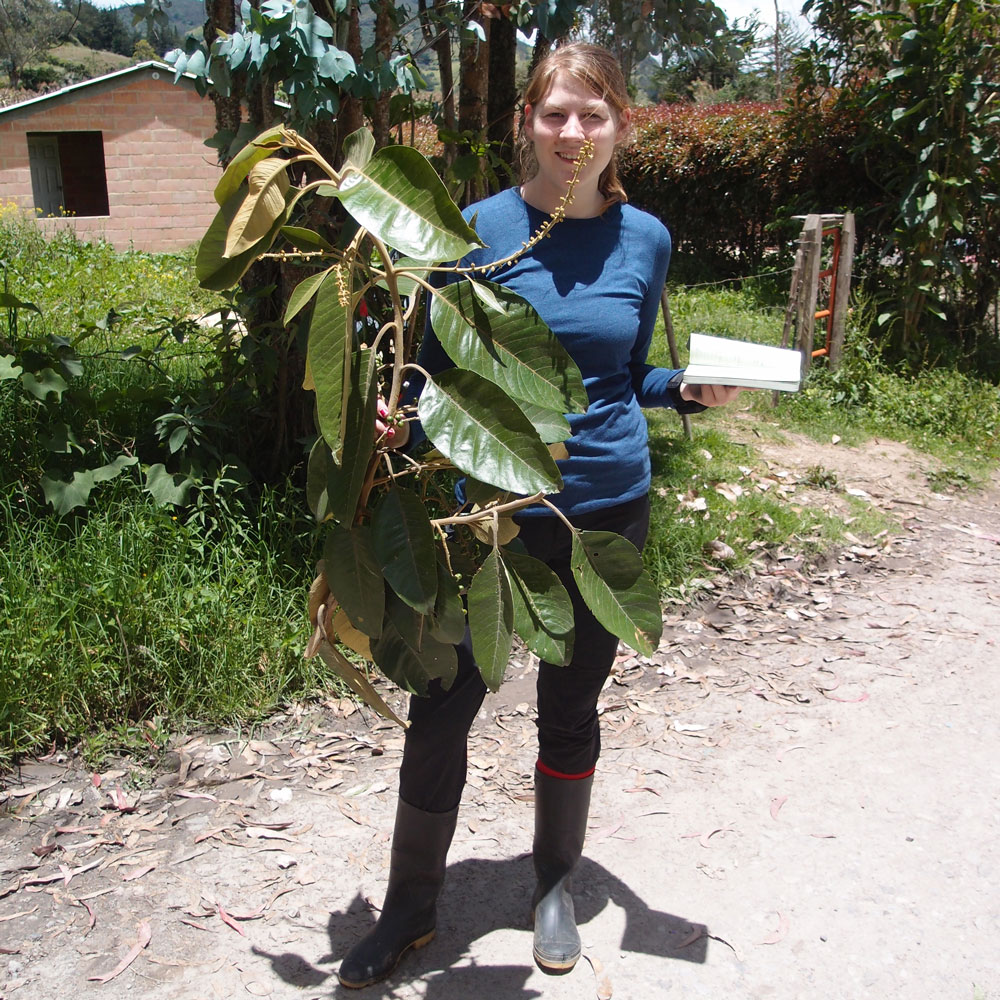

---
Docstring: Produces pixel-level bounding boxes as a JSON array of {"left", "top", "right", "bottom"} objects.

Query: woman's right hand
[{"left": 375, "top": 398, "right": 410, "bottom": 447}]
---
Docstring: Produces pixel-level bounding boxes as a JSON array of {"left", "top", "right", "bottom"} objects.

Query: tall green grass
[{"left": 0, "top": 480, "right": 323, "bottom": 766}]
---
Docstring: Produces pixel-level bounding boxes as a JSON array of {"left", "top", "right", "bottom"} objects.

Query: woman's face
[{"left": 523, "top": 71, "right": 629, "bottom": 212}]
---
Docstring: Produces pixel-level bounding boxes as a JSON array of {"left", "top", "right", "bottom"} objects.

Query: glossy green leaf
[
  {"left": 196, "top": 190, "right": 287, "bottom": 291},
  {"left": 417, "top": 369, "right": 562, "bottom": 496},
  {"left": 430, "top": 280, "right": 588, "bottom": 414},
  {"left": 342, "top": 126, "right": 376, "bottom": 170},
  {"left": 371, "top": 488, "right": 438, "bottom": 614},
  {"left": 380, "top": 257, "right": 431, "bottom": 300},
  {"left": 307, "top": 268, "right": 352, "bottom": 459},
  {"left": 214, "top": 125, "right": 285, "bottom": 206},
  {"left": 430, "top": 557, "right": 467, "bottom": 644},
  {"left": 326, "top": 349, "right": 377, "bottom": 523},
  {"left": 570, "top": 530, "right": 662, "bottom": 657},
  {"left": 284, "top": 266, "right": 335, "bottom": 326},
  {"left": 517, "top": 402, "right": 573, "bottom": 444},
  {"left": 336, "top": 145, "right": 482, "bottom": 261},
  {"left": 280, "top": 226, "right": 336, "bottom": 253},
  {"left": 467, "top": 549, "right": 513, "bottom": 692},
  {"left": 501, "top": 548, "right": 574, "bottom": 666},
  {"left": 323, "top": 524, "right": 385, "bottom": 639},
  {"left": 316, "top": 638, "right": 407, "bottom": 728}
]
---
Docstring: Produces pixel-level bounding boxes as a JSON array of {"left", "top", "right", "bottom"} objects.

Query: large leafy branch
[{"left": 198, "top": 127, "right": 663, "bottom": 723}]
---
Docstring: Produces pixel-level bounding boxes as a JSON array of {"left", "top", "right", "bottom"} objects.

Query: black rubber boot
[
  {"left": 531, "top": 768, "right": 593, "bottom": 974},
  {"left": 337, "top": 798, "right": 459, "bottom": 989}
]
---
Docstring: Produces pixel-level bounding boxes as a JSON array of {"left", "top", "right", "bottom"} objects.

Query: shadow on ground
[{"left": 252, "top": 854, "right": 707, "bottom": 997}]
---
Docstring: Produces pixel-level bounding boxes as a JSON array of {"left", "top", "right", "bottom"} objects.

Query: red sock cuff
[{"left": 536, "top": 759, "right": 595, "bottom": 781}]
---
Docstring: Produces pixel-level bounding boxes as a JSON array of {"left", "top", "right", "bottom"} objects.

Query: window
[{"left": 27, "top": 131, "right": 110, "bottom": 217}]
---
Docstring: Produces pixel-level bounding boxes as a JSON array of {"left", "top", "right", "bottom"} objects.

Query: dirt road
[{"left": 2, "top": 432, "right": 999, "bottom": 1000}]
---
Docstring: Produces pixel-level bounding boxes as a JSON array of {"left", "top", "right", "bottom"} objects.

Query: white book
[{"left": 683, "top": 333, "right": 802, "bottom": 393}]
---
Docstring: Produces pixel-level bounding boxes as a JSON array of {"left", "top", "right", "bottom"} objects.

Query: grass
[
  {"left": 2, "top": 215, "right": 999, "bottom": 768},
  {"left": 0, "top": 479, "right": 323, "bottom": 767}
]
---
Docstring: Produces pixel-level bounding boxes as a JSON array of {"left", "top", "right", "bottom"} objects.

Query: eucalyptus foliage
[{"left": 200, "top": 126, "right": 662, "bottom": 716}]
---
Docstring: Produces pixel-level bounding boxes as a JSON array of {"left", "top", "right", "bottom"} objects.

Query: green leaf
[
  {"left": 280, "top": 226, "right": 336, "bottom": 253},
  {"left": 429, "top": 557, "right": 466, "bottom": 644},
  {"left": 327, "top": 349, "right": 377, "bottom": 524},
  {"left": 501, "top": 548, "right": 574, "bottom": 666},
  {"left": 1, "top": 354, "right": 24, "bottom": 381},
  {"left": 306, "top": 437, "right": 333, "bottom": 521},
  {"left": 307, "top": 268, "right": 352, "bottom": 459},
  {"left": 214, "top": 125, "right": 286, "bottom": 206},
  {"left": 465, "top": 478, "right": 510, "bottom": 508},
  {"left": 22, "top": 368, "right": 68, "bottom": 401},
  {"left": 417, "top": 369, "right": 562, "bottom": 495},
  {"left": 371, "top": 617, "right": 432, "bottom": 696},
  {"left": 144, "top": 463, "right": 192, "bottom": 507},
  {"left": 371, "top": 487, "right": 438, "bottom": 614},
  {"left": 225, "top": 157, "right": 291, "bottom": 258},
  {"left": 467, "top": 549, "right": 513, "bottom": 692},
  {"left": 430, "top": 280, "right": 588, "bottom": 414},
  {"left": 196, "top": 190, "right": 287, "bottom": 291},
  {"left": 570, "top": 530, "right": 662, "bottom": 657},
  {"left": 342, "top": 126, "right": 376, "bottom": 170},
  {"left": 380, "top": 257, "right": 431, "bottom": 300},
  {"left": 284, "top": 266, "right": 334, "bottom": 326},
  {"left": 517, "top": 402, "right": 572, "bottom": 444},
  {"left": 385, "top": 591, "right": 458, "bottom": 687},
  {"left": 41, "top": 455, "right": 138, "bottom": 515},
  {"left": 337, "top": 145, "right": 482, "bottom": 261},
  {"left": 323, "top": 524, "right": 385, "bottom": 639},
  {"left": 316, "top": 638, "right": 407, "bottom": 728},
  {"left": 0, "top": 292, "right": 40, "bottom": 313}
]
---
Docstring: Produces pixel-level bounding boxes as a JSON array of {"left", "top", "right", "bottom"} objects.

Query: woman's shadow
[{"left": 252, "top": 853, "right": 708, "bottom": 998}]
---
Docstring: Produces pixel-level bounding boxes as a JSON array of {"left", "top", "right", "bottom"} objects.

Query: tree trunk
[
  {"left": 487, "top": 12, "right": 517, "bottom": 188},
  {"left": 330, "top": 0, "right": 364, "bottom": 168},
  {"left": 371, "top": 0, "right": 394, "bottom": 150},
  {"left": 458, "top": 1, "right": 489, "bottom": 203},
  {"left": 204, "top": 0, "right": 241, "bottom": 161}
]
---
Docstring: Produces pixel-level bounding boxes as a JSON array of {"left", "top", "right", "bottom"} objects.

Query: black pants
[{"left": 398, "top": 494, "right": 651, "bottom": 813}]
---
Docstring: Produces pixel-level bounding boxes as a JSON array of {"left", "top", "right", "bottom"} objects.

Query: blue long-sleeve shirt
[{"left": 416, "top": 187, "right": 702, "bottom": 517}]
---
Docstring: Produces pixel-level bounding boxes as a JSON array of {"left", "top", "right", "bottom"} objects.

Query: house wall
[{"left": 0, "top": 70, "right": 222, "bottom": 253}]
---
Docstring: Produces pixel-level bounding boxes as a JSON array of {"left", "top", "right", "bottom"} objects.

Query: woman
[{"left": 340, "top": 41, "right": 741, "bottom": 989}]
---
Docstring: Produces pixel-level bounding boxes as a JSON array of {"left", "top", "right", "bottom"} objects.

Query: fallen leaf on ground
[
  {"left": 769, "top": 796, "right": 788, "bottom": 821},
  {"left": 757, "top": 911, "right": 790, "bottom": 945},
  {"left": 677, "top": 926, "right": 705, "bottom": 948},
  {"left": 87, "top": 919, "right": 151, "bottom": 982},
  {"left": 583, "top": 953, "right": 613, "bottom": 999},
  {"left": 217, "top": 903, "right": 245, "bottom": 936},
  {"left": 822, "top": 690, "right": 870, "bottom": 703},
  {"left": 776, "top": 744, "right": 810, "bottom": 762}
]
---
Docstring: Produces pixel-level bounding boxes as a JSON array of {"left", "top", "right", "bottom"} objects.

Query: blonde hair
[{"left": 518, "top": 42, "right": 631, "bottom": 208}]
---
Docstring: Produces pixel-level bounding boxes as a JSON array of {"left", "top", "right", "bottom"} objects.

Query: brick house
[{"left": 0, "top": 62, "right": 222, "bottom": 252}]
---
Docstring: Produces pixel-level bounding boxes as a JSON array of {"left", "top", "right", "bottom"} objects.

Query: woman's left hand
[{"left": 679, "top": 383, "right": 746, "bottom": 407}]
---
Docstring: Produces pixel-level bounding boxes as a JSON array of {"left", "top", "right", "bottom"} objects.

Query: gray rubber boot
[
  {"left": 531, "top": 768, "right": 593, "bottom": 973},
  {"left": 338, "top": 798, "right": 459, "bottom": 989}
]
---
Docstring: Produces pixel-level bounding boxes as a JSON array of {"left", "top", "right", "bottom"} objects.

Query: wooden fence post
[
  {"left": 660, "top": 287, "right": 692, "bottom": 441},
  {"left": 796, "top": 214, "right": 822, "bottom": 374},
  {"left": 828, "top": 211, "right": 856, "bottom": 370}
]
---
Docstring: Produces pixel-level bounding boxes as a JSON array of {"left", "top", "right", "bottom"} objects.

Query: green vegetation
[{"left": 3, "top": 208, "right": 1000, "bottom": 769}]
